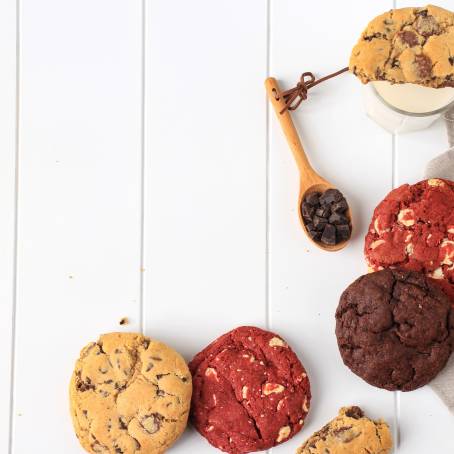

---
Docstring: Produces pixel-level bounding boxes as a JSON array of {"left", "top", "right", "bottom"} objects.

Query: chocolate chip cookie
[
  {"left": 296, "top": 406, "right": 392, "bottom": 454},
  {"left": 350, "top": 5, "right": 454, "bottom": 87},
  {"left": 365, "top": 178, "right": 454, "bottom": 301},
  {"left": 336, "top": 269, "right": 454, "bottom": 391},
  {"left": 69, "top": 332, "right": 192, "bottom": 454},
  {"left": 189, "top": 326, "right": 311, "bottom": 454}
]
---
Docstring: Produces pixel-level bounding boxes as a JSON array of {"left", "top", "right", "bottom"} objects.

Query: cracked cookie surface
[
  {"left": 350, "top": 5, "right": 454, "bottom": 87},
  {"left": 296, "top": 406, "right": 392, "bottom": 454},
  {"left": 189, "top": 326, "right": 311, "bottom": 454},
  {"left": 365, "top": 178, "right": 454, "bottom": 302},
  {"left": 69, "top": 332, "right": 192, "bottom": 454},
  {"left": 336, "top": 269, "right": 454, "bottom": 391}
]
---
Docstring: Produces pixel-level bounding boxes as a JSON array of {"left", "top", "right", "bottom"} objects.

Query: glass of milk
[{"left": 363, "top": 81, "right": 454, "bottom": 133}]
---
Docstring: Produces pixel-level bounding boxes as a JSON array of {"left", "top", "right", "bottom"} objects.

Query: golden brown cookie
[
  {"left": 350, "top": 5, "right": 454, "bottom": 87},
  {"left": 69, "top": 332, "right": 192, "bottom": 454},
  {"left": 296, "top": 407, "right": 392, "bottom": 454}
]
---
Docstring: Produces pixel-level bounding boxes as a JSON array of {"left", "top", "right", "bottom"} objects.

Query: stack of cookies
[{"left": 335, "top": 179, "right": 454, "bottom": 392}]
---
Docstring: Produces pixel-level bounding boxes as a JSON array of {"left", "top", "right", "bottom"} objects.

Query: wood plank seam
[
  {"left": 140, "top": 0, "right": 146, "bottom": 334},
  {"left": 266, "top": 0, "right": 272, "bottom": 334},
  {"left": 8, "top": 0, "right": 20, "bottom": 452}
]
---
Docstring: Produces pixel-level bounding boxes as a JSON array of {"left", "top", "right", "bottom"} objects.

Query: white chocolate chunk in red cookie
[{"left": 397, "top": 208, "right": 415, "bottom": 226}]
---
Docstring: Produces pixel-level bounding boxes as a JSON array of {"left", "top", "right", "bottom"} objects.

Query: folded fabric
[
  {"left": 425, "top": 106, "right": 454, "bottom": 416},
  {"left": 425, "top": 147, "right": 454, "bottom": 180},
  {"left": 446, "top": 105, "right": 454, "bottom": 148}
]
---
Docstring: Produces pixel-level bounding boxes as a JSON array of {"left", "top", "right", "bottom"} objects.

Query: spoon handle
[{"left": 265, "top": 77, "right": 318, "bottom": 183}]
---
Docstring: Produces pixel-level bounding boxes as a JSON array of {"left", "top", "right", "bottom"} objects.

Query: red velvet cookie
[
  {"left": 365, "top": 179, "right": 454, "bottom": 302},
  {"left": 189, "top": 326, "right": 311, "bottom": 454}
]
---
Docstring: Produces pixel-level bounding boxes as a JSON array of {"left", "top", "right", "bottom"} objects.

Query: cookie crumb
[{"left": 119, "top": 317, "right": 129, "bottom": 326}]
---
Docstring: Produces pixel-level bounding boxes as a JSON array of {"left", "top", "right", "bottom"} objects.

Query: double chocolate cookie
[
  {"left": 336, "top": 269, "right": 454, "bottom": 391},
  {"left": 296, "top": 406, "right": 392, "bottom": 454},
  {"left": 365, "top": 178, "right": 454, "bottom": 301},
  {"left": 189, "top": 326, "right": 311, "bottom": 453},
  {"left": 350, "top": 5, "right": 454, "bottom": 87},
  {"left": 69, "top": 332, "right": 192, "bottom": 454}
]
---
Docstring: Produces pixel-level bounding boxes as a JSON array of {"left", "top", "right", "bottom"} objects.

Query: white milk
[
  {"left": 363, "top": 81, "right": 454, "bottom": 133},
  {"left": 372, "top": 81, "right": 454, "bottom": 114}
]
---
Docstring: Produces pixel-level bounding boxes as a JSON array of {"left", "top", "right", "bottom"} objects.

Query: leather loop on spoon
[{"left": 279, "top": 67, "right": 349, "bottom": 113}]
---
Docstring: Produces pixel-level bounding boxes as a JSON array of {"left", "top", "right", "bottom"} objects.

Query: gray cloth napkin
[{"left": 425, "top": 107, "right": 454, "bottom": 415}]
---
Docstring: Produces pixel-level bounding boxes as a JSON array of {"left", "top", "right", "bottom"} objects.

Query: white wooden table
[{"left": 1, "top": 1, "right": 453, "bottom": 453}]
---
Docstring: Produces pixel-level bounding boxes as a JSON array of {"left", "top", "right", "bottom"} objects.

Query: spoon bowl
[
  {"left": 299, "top": 182, "right": 352, "bottom": 252},
  {"left": 265, "top": 77, "right": 352, "bottom": 252}
]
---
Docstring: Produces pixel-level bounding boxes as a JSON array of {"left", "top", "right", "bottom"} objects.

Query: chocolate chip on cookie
[
  {"left": 336, "top": 269, "right": 454, "bottom": 391},
  {"left": 296, "top": 406, "right": 392, "bottom": 454},
  {"left": 414, "top": 54, "right": 433, "bottom": 79},
  {"left": 397, "top": 30, "right": 419, "bottom": 47},
  {"left": 414, "top": 11, "right": 440, "bottom": 37},
  {"left": 69, "top": 332, "right": 192, "bottom": 454}
]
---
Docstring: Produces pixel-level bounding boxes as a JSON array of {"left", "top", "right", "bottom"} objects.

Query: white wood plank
[
  {"left": 394, "top": 106, "right": 454, "bottom": 454},
  {"left": 144, "top": 0, "right": 267, "bottom": 451},
  {"left": 269, "top": 1, "right": 397, "bottom": 453},
  {"left": 394, "top": 1, "right": 454, "bottom": 452},
  {"left": 12, "top": 1, "right": 143, "bottom": 452},
  {"left": 0, "top": 0, "right": 17, "bottom": 452}
]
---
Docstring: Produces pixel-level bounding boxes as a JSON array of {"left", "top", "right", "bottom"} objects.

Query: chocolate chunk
[
  {"left": 364, "top": 32, "right": 382, "bottom": 41},
  {"left": 141, "top": 413, "right": 162, "bottom": 434},
  {"left": 308, "top": 229, "right": 321, "bottom": 241},
  {"left": 398, "top": 30, "right": 418, "bottom": 47},
  {"left": 414, "top": 54, "right": 432, "bottom": 79},
  {"left": 305, "top": 192, "right": 320, "bottom": 206},
  {"left": 331, "top": 199, "right": 348, "bottom": 213},
  {"left": 313, "top": 215, "right": 328, "bottom": 231},
  {"left": 315, "top": 206, "right": 331, "bottom": 218},
  {"left": 329, "top": 212, "right": 349, "bottom": 225},
  {"left": 319, "top": 189, "right": 343, "bottom": 205},
  {"left": 414, "top": 14, "right": 439, "bottom": 37},
  {"left": 301, "top": 203, "right": 315, "bottom": 221},
  {"left": 344, "top": 406, "right": 364, "bottom": 419},
  {"left": 336, "top": 224, "right": 351, "bottom": 241},
  {"left": 416, "top": 8, "right": 428, "bottom": 17},
  {"left": 391, "top": 58, "right": 400, "bottom": 69},
  {"left": 321, "top": 224, "right": 336, "bottom": 245},
  {"left": 302, "top": 188, "right": 350, "bottom": 246}
]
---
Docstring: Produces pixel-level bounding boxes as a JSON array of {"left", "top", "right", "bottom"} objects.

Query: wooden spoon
[{"left": 265, "top": 77, "right": 352, "bottom": 252}]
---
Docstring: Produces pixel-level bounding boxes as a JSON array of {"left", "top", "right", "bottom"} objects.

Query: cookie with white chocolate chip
[
  {"left": 296, "top": 406, "right": 392, "bottom": 454},
  {"left": 365, "top": 178, "right": 454, "bottom": 302},
  {"left": 350, "top": 5, "right": 454, "bottom": 87},
  {"left": 69, "top": 332, "right": 192, "bottom": 454},
  {"left": 189, "top": 326, "right": 311, "bottom": 453}
]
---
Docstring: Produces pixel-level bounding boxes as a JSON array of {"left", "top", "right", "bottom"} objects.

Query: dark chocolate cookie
[
  {"left": 189, "top": 326, "right": 311, "bottom": 454},
  {"left": 336, "top": 269, "right": 454, "bottom": 391}
]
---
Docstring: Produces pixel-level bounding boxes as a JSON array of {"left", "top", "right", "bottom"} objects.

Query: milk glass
[{"left": 363, "top": 81, "right": 454, "bottom": 134}]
